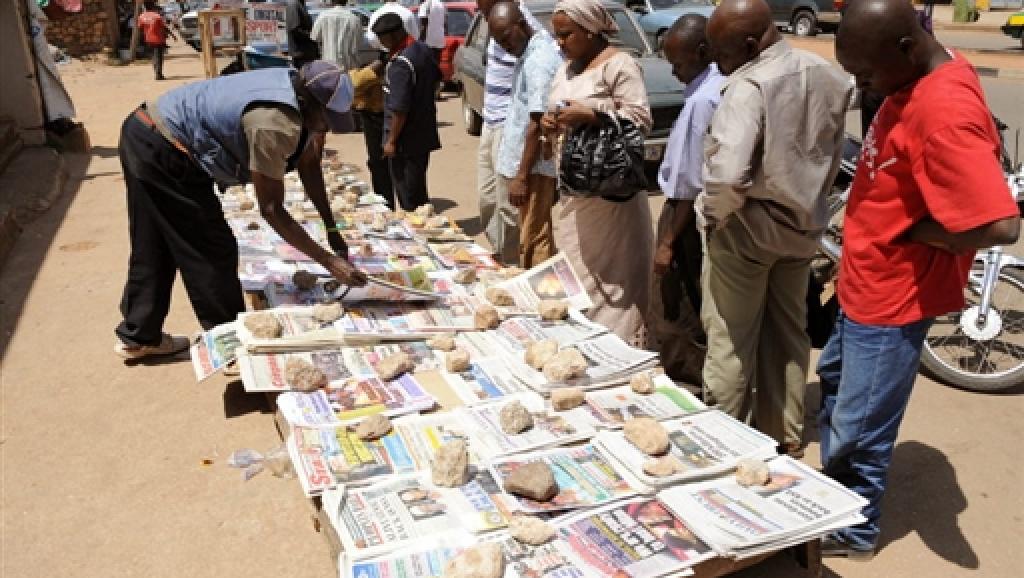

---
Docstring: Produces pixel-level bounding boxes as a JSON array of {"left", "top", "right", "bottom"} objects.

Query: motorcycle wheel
[{"left": 920, "top": 267, "right": 1024, "bottom": 392}]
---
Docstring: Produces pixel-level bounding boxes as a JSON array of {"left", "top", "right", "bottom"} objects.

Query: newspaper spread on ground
[
  {"left": 438, "top": 358, "right": 532, "bottom": 406},
  {"left": 264, "top": 274, "right": 442, "bottom": 307},
  {"left": 428, "top": 241, "right": 500, "bottom": 270},
  {"left": 236, "top": 306, "right": 345, "bottom": 352},
  {"left": 334, "top": 295, "right": 478, "bottom": 340},
  {"left": 593, "top": 410, "right": 779, "bottom": 488},
  {"left": 495, "top": 252, "right": 593, "bottom": 312},
  {"left": 556, "top": 497, "right": 715, "bottom": 577},
  {"left": 524, "top": 333, "right": 660, "bottom": 394},
  {"left": 238, "top": 342, "right": 438, "bottom": 392},
  {"left": 276, "top": 374, "right": 436, "bottom": 425},
  {"left": 489, "top": 445, "right": 639, "bottom": 513},
  {"left": 658, "top": 455, "right": 869, "bottom": 556},
  {"left": 457, "top": 393, "right": 597, "bottom": 460},
  {"left": 456, "top": 311, "right": 606, "bottom": 359},
  {"left": 190, "top": 322, "right": 241, "bottom": 381},
  {"left": 581, "top": 375, "right": 706, "bottom": 428},
  {"left": 287, "top": 413, "right": 480, "bottom": 494}
]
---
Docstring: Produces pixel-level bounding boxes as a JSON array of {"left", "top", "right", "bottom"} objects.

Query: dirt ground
[{"left": 2, "top": 42, "right": 1023, "bottom": 578}]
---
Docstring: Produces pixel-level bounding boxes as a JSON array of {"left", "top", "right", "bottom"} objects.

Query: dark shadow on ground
[
  {"left": 876, "top": 441, "right": 978, "bottom": 568},
  {"left": 455, "top": 217, "right": 483, "bottom": 237},
  {"left": 0, "top": 152, "right": 90, "bottom": 358},
  {"left": 436, "top": 120, "right": 454, "bottom": 129},
  {"left": 222, "top": 379, "right": 274, "bottom": 418},
  {"left": 430, "top": 197, "right": 457, "bottom": 214},
  {"left": 90, "top": 145, "right": 119, "bottom": 159}
]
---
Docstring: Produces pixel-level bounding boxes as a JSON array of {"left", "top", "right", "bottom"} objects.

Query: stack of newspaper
[
  {"left": 579, "top": 374, "right": 707, "bottom": 428},
  {"left": 659, "top": 456, "right": 869, "bottom": 559}
]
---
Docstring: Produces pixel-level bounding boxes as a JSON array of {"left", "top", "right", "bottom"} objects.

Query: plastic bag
[{"left": 227, "top": 446, "right": 294, "bottom": 481}]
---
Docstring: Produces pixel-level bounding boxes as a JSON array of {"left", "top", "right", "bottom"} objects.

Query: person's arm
[
  {"left": 384, "top": 113, "right": 407, "bottom": 158},
  {"left": 906, "top": 216, "right": 1020, "bottom": 253},
  {"left": 382, "top": 57, "right": 413, "bottom": 158},
  {"left": 699, "top": 80, "right": 763, "bottom": 230},
  {"left": 510, "top": 113, "right": 543, "bottom": 208},
  {"left": 253, "top": 172, "right": 367, "bottom": 285},
  {"left": 654, "top": 199, "right": 695, "bottom": 275},
  {"left": 297, "top": 132, "right": 348, "bottom": 256}
]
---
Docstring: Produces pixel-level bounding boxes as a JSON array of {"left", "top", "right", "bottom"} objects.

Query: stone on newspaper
[
  {"left": 284, "top": 358, "right": 328, "bottom": 392},
  {"left": 443, "top": 542, "right": 504, "bottom": 578},
  {"left": 735, "top": 458, "right": 771, "bottom": 487},
  {"left": 499, "top": 401, "right": 534, "bottom": 434},
  {"left": 358, "top": 243, "right": 374, "bottom": 257},
  {"left": 485, "top": 286, "right": 515, "bottom": 307},
  {"left": 453, "top": 268, "right": 477, "bottom": 285},
  {"left": 370, "top": 212, "right": 388, "bottom": 232},
  {"left": 246, "top": 220, "right": 261, "bottom": 231},
  {"left": 437, "top": 229, "right": 464, "bottom": 241},
  {"left": 624, "top": 417, "right": 670, "bottom": 456},
  {"left": 524, "top": 339, "right": 559, "bottom": 370},
  {"left": 503, "top": 462, "right": 558, "bottom": 501},
  {"left": 431, "top": 439, "right": 470, "bottom": 487},
  {"left": 376, "top": 352, "right": 415, "bottom": 381},
  {"left": 474, "top": 304, "right": 501, "bottom": 330},
  {"left": 323, "top": 280, "right": 341, "bottom": 294},
  {"left": 445, "top": 348, "right": 472, "bottom": 373},
  {"left": 239, "top": 198, "right": 255, "bottom": 211},
  {"left": 288, "top": 206, "right": 306, "bottom": 222},
  {"left": 550, "top": 387, "right": 585, "bottom": 411},
  {"left": 414, "top": 203, "right": 435, "bottom": 217},
  {"left": 509, "top": 515, "right": 555, "bottom": 546},
  {"left": 500, "top": 266, "right": 524, "bottom": 279},
  {"left": 292, "top": 270, "right": 318, "bottom": 291},
  {"left": 542, "top": 347, "right": 588, "bottom": 382},
  {"left": 426, "top": 334, "right": 457, "bottom": 352},
  {"left": 630, "top": 371, "right": 656, "bottom": 395},
  {"left": 643, "top": 455, "right": 684, "bottom": 478},
  {"left": 538, "top": 299, "right": 569, "bottom": 321},
  {"left": 453, "top": 247, "right": 476, "bottom": 264},
  {"left": 244, "top": 312, "right": 282, "bottom": 339},
  {"left": 312, "top": 302, "right": 344, "bottom": 324},
  {"left": 341, "top": 191, "right": 360, "bottom": 205},
  {"left": 425, "top": 215, "right": 447, "bottom": 229},
  {"left": 354, "top": 414, "right": 393, "bottom": 441}
]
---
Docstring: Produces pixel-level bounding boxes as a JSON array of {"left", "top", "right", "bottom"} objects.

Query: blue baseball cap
[{"left": 300, "top": 61, "right": 354, "bottom": 133}]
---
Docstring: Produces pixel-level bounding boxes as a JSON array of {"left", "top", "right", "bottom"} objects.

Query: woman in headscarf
[{"left": 541, "top": 0, "right": 653, "bottom": 346}]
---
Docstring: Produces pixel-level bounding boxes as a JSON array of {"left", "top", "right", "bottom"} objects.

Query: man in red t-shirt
[
  {"left": 138, "top": 2, "right": 178, "bottom": 80},
  {"left": 819, "top": 0, "right": 1020, "bottom": 560}
]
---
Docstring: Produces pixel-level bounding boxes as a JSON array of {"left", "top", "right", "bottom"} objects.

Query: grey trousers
[
  {"left": 701, "top": 218, "right": 811, "bottom": 446},
  {"left": 477, "top": 123, "right": 519, "bottom": 264}
]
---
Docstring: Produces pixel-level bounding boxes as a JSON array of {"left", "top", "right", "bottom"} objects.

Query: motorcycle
[{"left": 813, "top": 124, "right": 1024, "bottom": 393}]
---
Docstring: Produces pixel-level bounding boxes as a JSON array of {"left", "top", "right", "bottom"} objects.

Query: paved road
[{"left": 786, "top": 28, "right": 1023, "bottom": 53}]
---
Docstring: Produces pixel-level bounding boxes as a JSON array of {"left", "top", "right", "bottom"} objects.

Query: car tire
[
  {"left": 791, "top": 10, "right": 817, "bottom": 37},
  {"left": 462, "top": 93, "right": 482, "bottom": 136}
]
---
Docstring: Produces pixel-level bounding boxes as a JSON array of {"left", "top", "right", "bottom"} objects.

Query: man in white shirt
[
  {"left": 367, "top": 0, "right": 421, "bottom": 50},
  {"left": 419, "top": 0, "right": 447, "bottom": 62},
  {"left": 311, "top": 0, "right": 363, "bottom": 71}
]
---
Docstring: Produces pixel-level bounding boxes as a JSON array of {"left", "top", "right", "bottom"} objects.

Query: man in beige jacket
[{"left": 697, "top": 0, "right": 852, "bottom": 455}]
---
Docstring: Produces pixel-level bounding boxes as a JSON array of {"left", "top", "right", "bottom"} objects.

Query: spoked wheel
[{"left": 920, "top": 268, "right": 1024, "bottom": 392}]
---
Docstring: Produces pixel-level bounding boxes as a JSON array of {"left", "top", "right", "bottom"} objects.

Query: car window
[
  {"left": 649, "top": 0, "right": 714, "bottom": 9},
  {"left": 534, "top": 9, "right": 649, "bottom": 55},
  {"left": 448, "top": 8, "right": 474, "bottom": 37}
]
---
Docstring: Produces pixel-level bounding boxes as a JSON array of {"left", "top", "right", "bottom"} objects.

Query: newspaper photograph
[
  {"left": 440, "top": 360, "right": 531, "bottom": 406},
  {"left": 490, "top": 445, "right": 639, "bottom": 513},
  {"left": 594, "top": 410, "right": 778, "bottom": 487},
  {"left": 276, "top": 375, "right": 436, "bottom": 425},
  {"left": 557, "top": 498, "right": 715, "bottom": 577},
  {"left": 582, "top": 376, "right": 706, "bottom": 428},
  {"left": 495, "top": 253, "right": 593, "bottom": 311},
  {"left": 190, "top": 322, "right": 241, "bottom": 381},
  {"left": 428, "top": 241, "right": 500, "bottom": 270},
  {"left": 433, "top": 469, "right": 518, "bottom": 533},
  {"left": 278, "top": 390, "right": 343, "bottom": 428},
  {"left": 658, "top": 456, "right": 870, "bottom": 554},
  {"left": 457, "top": 393, "right": 596, "bottom": 459}
]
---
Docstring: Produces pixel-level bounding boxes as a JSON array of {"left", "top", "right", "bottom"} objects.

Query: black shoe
[{"left": 821, "top": 536, "right": 875, "bottom": 561}]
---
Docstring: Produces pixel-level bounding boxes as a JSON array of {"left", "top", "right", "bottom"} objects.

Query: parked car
[
  {"left": 766, "top": 0, "right": 843, "bottom": 37},
  {"left": 1002, "top": 10, "right": 1024, "bottom": 49},
  {"left": 618, "top": 0, "right": 715, "bottom": 49},
  {"left": 411, "top": 1, "right": 478, "bottom": 87},
  {"left": 454, "top": 0, "right": 684, "bottom": 186}
]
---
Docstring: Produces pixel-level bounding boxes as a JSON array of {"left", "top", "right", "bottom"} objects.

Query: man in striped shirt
[{"left": 477, "top": 0, "right": 541, "bottom": 264}]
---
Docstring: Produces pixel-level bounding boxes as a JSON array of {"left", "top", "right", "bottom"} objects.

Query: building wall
[
  {"left": 0, "top": 0, "right": 47, "bottom": 145},
  {"left": 45, "top": 0, "right": 112, "bottom": 56}
]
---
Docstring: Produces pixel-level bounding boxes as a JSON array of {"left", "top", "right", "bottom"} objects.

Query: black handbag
[{"left": 558, "top": 111, "right": 647, "bottom": 201}]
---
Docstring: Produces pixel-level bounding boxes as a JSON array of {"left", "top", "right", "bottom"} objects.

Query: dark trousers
[
  {"left": 357, "top": 109, "right": 393, "bottom": 201},
  {"left": 388, "top": 153, "right": 430, "bottom": 211},
  {"left": 115, "top": 112, "right": 245, "bottom": 346},
  {"left": 149, "top": 43, "right": 166, "bottom": 79}
]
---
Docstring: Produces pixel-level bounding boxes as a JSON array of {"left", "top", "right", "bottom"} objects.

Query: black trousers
[
  {"left": 150, "top": 44, "right": 166, "bottom": 79},
  {"left": 115, "top": 112, "right": 245, "bottom": 346},
  {"left": 356, "top": 109, "right": 393, "bottom": 201},
  {"left": 388, "top": 152, "right": 430, "bottom": 211}
]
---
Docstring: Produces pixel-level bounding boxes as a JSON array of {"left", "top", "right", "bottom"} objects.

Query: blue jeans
[{"left": 817, "top": 310, "right": 933, "bottom": 551}]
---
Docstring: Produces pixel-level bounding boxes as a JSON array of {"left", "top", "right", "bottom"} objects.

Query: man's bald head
[
  {"left": 478, "top": 0, "right": 499, "bottom": 17},
  {"left": 707, "top": 0, "right": 779, "bottom": 75},
  {"left": 663, "top": 14, "right": 712, "bottom": 85},
  {"left": 488, "top": 1, "right": 532, "bottom": 57},
  {"left": 837, "top": 0, "right": 945, "bottom": 96}
]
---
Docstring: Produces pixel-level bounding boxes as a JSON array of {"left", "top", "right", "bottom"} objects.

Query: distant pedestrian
[
  {"left": 488, "top": 2, "right": 562, "bottom": 268},
  {"left": 419, "top": 0, "right": 448, "bottom": 63},
  {"left": 367, "top": 0, "right": 421, "bottom": 50},
  {"left": 138, "top": 1, "right": 177, "bottom": 81},
  {"left": 311, "top": 0, "right": 363, "bottom": 71},
  {"left": 697, "top": 0, "right": 852, "bottom": 454},
  {"left": 373, "top": 13, "right": 441, "bottom": 211},
  {"left": 649, "top": 14, "right": 723, "bottom": 385},
  {"left": 285, "top": 0, "right": 320, "bottom": 67},
  {"left": 349, "top": 58, "right": 394, "bottom": 200},
  {"left": 820, "top": 0, "right": 1019, "bottom": 559}
]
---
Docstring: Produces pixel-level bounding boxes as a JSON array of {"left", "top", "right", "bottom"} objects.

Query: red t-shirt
[
  {"left": 138, "top": 11, "right": 167, "bottom": 46},
  {"left": 838, "top": 53, "right": 1018, "bottom": 326}
]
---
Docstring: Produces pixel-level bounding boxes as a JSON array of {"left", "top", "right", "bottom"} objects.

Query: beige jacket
[{"left": 697, "top": 40, "right": 853, "bottom": 258}]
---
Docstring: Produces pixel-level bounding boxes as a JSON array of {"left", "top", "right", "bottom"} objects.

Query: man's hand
[
  {"left": 327, "top": 230, "right": 348, "bottom": 256},
  {"left": 383, "top": 140, "right": 396, "bottom": 158},
  {"left": 325, "top": 255, "right": 368, "bottom": 287},
  {"left": 555, "top": 101, "right": 599, "bottom": 128},
  {"left": 541, "top": 112, "right": 559, "bottom": 132},
  {"left": 509, "top": 176, "right": 530, "bottom": 208},
  {"left": 653, "top": 242, "right": 674, "bottom": 276}
]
